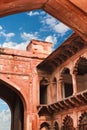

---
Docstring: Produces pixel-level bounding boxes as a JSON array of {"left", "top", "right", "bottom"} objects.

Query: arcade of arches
[
  {"left": 38, "top": 34, "right": 87, "bottom": 130},
  {"left": 0, "top": 34, "right": 87, "bottom": 130},
  {"left": 0, "top": 0, "right": 87, "bottom": 130}
]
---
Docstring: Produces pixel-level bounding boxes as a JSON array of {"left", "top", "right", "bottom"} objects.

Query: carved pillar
[
  {"left": 73, "top": 111, "right": 78, "bottom": 130},
  {"left": 57, "top": 75, "right": 64, "bottom": 101},
  {"left": 71, "top": 71, "right": 78, "bottom": 95}
]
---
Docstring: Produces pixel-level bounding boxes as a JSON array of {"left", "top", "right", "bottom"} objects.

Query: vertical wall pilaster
[{"left": 57, "top": 75, "right": 64, "bottom": 101}]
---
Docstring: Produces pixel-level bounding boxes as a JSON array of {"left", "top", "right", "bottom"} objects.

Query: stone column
[
  {"left": 25, "top": 113, "right": 32, "bottom": 130},
  {"left": 71, "top": 71, "right": 78, "bottom": 95},
  {"left": 73, "top": 111, "right": 78, "bottom": 130},
  {"left": 57, "top": 76, "right": 63, "bottom": 101}
]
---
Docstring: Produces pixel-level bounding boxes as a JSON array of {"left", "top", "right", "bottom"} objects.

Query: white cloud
[
  {"left": 54, "top": 22, "right": 70, "bottom": 35},
  {"left": 27, "top": 11, "right": 39, "bottom": 16},
  {"left": 1, "top": 31, "right": 58, "bottom": 51},
  {"left": 1, "top": 41, "right": 15, "bottom": 48},
  {"left": 0, "top": 101, "right": 7, "bottom": 105},
  {"left": 1, "top": 41, "right": 29, "bottom": 50},
  {"left": 0, "top": 29, "right": 15, "bottom": 41},
  {"left": 0, "top": 109, "right": 11, "bottom": 130},
  {"left": 45, "top": 35, "right": 57, "bottom": 50},
  {"left": 0, "top": 26, "right": 3, "bottom": 30},
  {"left": 0, "top": 30, "right": 40, "bottom": 50},
  {"left": 41, "top": 14, "right": 70, "bottom": 35},
  {"left": 45, "top": 35, "right": 57, "bottom": 44},
  {"left": 12, "top": 41, "right": 29, "bottom": 50},
  {"left": 41, "top": 14, "right": 57, "bottom": 27},
  {"left": 21, "top": 32, "right": 39, "bottom": 41}
]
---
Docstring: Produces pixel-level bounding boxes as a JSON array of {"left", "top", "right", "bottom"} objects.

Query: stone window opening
[
  {"left": 40, "top": 78, "right": 49, "bottom": 104},
  {"left": 63, "top": 83, "right": 73, "bottom": 98},
  {"left": 61, "top": 68, "right": 73, "bottom": 98},
  {"left": 40, "top": 122, "right": 50, "bottom": 130},
  {"left": 62, "top": 115, "right": 74, "bottom": 130},
  {"left": 75, "top": 57, "right": 87, "bottom": 93},
  {"left": 79, "top": 112, "right": 87, "bottom": 130},
  {"left": 54, "top": 121, "right": 59, "bottom": 130}
]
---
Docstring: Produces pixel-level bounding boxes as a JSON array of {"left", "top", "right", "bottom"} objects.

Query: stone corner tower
[{"left": 26, "top": 39, "right": 52, "bottom": 56}]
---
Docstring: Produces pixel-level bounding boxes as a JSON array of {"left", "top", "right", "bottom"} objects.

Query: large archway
[{"left": 0, "top": 78, "right": 24, "bottom": 130}]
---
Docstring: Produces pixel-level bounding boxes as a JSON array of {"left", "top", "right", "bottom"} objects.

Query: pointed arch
[
  {"left": 54, "top": 121, "right": 59, "bottom": 130},
  {"left": 79, "top": 112, "right": 87, "bottom": 130},
  {"left": 61, "top": 67, "right": 73, "bottom": 98},
  {"left": 74, "top": 57, "right": 87, "bottom": 75},
  {"left": 0, "top": 76, "right": 27, "bottom": 109},
  {"left": 0, "top": 76, "right": 27, "bottom": 130},
  {"left": 40, "top": 122, "right": 50, "bottom": 130},
  {"left": 62, "top": 115, "right": 74, "bottom": 130},
  {"left": 40, "top": 77, "right": 49, "bottom": 104},
  {"left": 74, "top": 57, "right": 87, "bottom": 93}
]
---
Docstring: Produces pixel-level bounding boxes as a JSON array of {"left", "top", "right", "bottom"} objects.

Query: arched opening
[
  {"left": 54, "top": 121, "right": 59, "bottom": 130},
  {"left": 61, "top": 68, "right": 73, "bottom": 98},
  {"left": 40, "top": 78, "right": 48, "bottom": 104},
  {"left": 0, "top": 98, "right": 11, "bottom": 130},
  {"left": 0, "top": 79, "right": 24, "bottom": 130},
  {"left": 76, "top": 57, "right": 87, "bottom": 93},
  {"left": 79, "top": 112, "right": 87, "bottom": 130},
  {"left": 62, "top": 115, "right": 74, "bottom": 130},
  {"left": 40, "top": 122, "right": 50, "bottom": 130}
]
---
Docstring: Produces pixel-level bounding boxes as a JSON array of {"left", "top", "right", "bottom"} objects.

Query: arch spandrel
[
  {"left": 0, "top": 76, "right": 26, "bottom": 130},
  {"left": 0, "top": 75, "right": 27, "bottom": 111}
]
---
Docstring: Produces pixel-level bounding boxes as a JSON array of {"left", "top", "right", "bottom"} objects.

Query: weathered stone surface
[
  {"left": 0, "top": 1, "right": 87, "bottom": 130},
  {"left": 69, "top": 0, "right": 87, "bottom": 13},
  {"left": 1, "top": 35, "right": 87, "bottom": 130},
  {"left": 38, "top": 33, "right": 87, "bottom": 130},
  {"left": 0, "top": 40, "right": 51, "bottom": 130}
]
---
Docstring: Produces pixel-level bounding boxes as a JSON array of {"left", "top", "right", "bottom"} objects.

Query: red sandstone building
[
  {"left": 0, "top": 34, "right": 87, "bottom": 130},
  {"left": 0, "top": 0, "right": 87, "bottom": 130}
]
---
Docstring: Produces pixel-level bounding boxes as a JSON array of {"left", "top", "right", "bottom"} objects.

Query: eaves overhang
[{"left": 37, "top": 33, "right": 86, "bottom": 74}]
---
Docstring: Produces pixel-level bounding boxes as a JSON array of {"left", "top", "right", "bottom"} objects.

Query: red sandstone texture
[
  {"left": 0, "top": 40, "right": 52, "bottom": 130},
  {"left": 0, "top": 0, "right": 87, "bottom": 130},
  {"left": 1, "top": 35, "right": 87, "bottom": 130}
]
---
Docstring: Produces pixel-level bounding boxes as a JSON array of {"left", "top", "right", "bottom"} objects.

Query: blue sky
[
  {"left": 0, "top": 9, "right": 73, "bottom": 130},
  {"left": 0, "top": 9, "right": 73, "bottom": 51}
]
